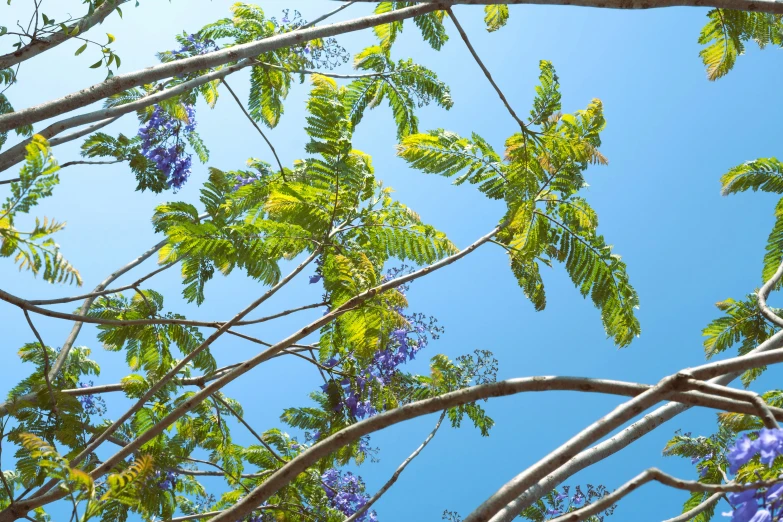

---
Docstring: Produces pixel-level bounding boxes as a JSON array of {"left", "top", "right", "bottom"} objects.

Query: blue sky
[{"left": 2, "top": 1, "right": 783, "bottom": 520}]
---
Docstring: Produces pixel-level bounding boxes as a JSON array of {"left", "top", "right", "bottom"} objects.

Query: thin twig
[
  {"left": 447, "top": 8, "right": 527, "bottom": 130},
  {"left": 22, "top": 310, "right": 57, "bottom": 415},
  {"left": 344, "top": 411, "right": 446, "bottom": 522},
  {"left": 0, "top": 160, "right": 121, "bottom": 185},
  {"left": 301, "top": 2, "right": 357, "bottom": 29},
  {"left": 212, "top": 394, "right": 286, "bottom": 464},
  {"left": 221, "top": 78, "right": 286, "bottom": 180}
]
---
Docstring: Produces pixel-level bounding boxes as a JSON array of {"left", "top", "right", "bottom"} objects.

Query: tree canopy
[{"left": 1, "top": 2, "right": 783, "bottom": 522}]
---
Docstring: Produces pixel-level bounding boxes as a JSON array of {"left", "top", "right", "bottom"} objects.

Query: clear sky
[{"left": 2, "top": 1, "right": 783, "bottom": 520}]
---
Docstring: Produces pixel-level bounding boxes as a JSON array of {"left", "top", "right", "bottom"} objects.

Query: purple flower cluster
[
  {"left": 138, "top": 104, "right": 196, "bottom": 190},
  {"left": 728, "top": 429, "right": 783, "bottom": 473},
  {"left": 325, "top": 311, "right": 439, "bottom": 420},
  {"left": 77, "top": 381, "right": 96, "bottom": 412},
  {"left": 170, "top": 34, "right": 219, "bottom": 57},
  {"left": 156, "top": 470, "right": 178, "bottom": 491},
  {"left": 321, "top": 468, "right": 378, "bottom": 522},
  {"left": 691, "top": 452, "right": 713, "bottom": 478},
  {"left": 545, "top": 491, "right": 585, "bottom": 517},
  {"left": 233, "top": 172, "right": 265, "bottom": 191},
  {"left": 723, "top": 429, "right": 783, "bottom": 522}
]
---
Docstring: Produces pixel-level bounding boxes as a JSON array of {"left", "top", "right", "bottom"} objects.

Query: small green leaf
[
  {"left": 89, "top": 59, "right": 103, "bottom": 69},
  {"left": 74, "top": 43, "right": 88, "bottom": 56}
]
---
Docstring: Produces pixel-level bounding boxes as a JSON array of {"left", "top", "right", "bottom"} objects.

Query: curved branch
[
  {"left": 489, "top": 335, "right": 783, "bottom": 522},
  {"left": 206, "top": 373, "right": 783, "bottom": 522},
  {"left": 0, "top": 1, "right": 129, "bottom": 70},
  {"left": 26, "top": 261, "right": 178, "bottom": 305},
  {"left": 662, "top": 492, "right": 723, "bottom": 522},
  {"left": 758, "top": 258, "right": 783, "bottom": 326},
  {"left": 548, "top": 469, "right": 777, "bottom": 522}
]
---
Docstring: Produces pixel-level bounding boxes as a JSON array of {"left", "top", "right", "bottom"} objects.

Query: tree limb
[
  {"left": 447, "top": 8, "right": 527, "bottom": 130},
  {"left": 344, "top": 411, "right": 445, "bottom": 522},
  {"left": 0, "top": 0, "right": 129, "bottom": 70},
  {"left": 548, "top": 468, "right": 777, "bottom": 522},
  {"left": 0, "top": 3, "right": 445, "bottom": 134}
]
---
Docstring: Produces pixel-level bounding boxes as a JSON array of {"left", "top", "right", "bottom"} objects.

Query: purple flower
[
  {"left": 748, "top": 509, "right": 772, "bottom": 522},
  {"left": 732, "top": 500, "right": 759, "bottom": 522},
  {"left": 572, "top": 493, "right": 584, "bottom": 505},
  {"left": 320, "top": 469, "right": 377, "bottom": 521},
  {"left": 728, "top": 490, "right": 756, "bottom": 506},
  {"left": 756, "top": 428, "right": 783, "bottom": 466},
  {"left": 728, "top": 435, "right": 756, "bottom": 474},
  {"left": 137, "top": 104, "right": 197, "bottom": 190},
  {"left": 309, "top": 275, "right": 322, "bottom": 284},
  {"left": 767, "top": 483, "right": 783, "bottom": 504}
]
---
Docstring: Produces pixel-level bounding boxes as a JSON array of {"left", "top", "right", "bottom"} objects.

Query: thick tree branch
[
  {"left": 489, "top": 260, "right": 783, "bottom": 522},
  {"left": 0, "top": 3, "right": 445, "bottom": 134},
  {"left": 681, "top": 378, "right": 779, "bottom": 429},
  {"left": 758, "top": 257, "right": 783, "bottom": 326},
  {"left": 0, "top": 62, "right": 248, "bottom": 173},
  {"left": 0, "top": 1, "right": 129, "bottom": 70},
  {"left": 355, "top": 0, "right": 783, "bottom": 13}
]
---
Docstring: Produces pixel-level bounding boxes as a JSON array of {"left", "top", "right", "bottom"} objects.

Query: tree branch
[
  {"left": 548, "top": 469, "right": 777, "bottom": 522},
  {"left": 1, "top": 225, "right": 499, "bottom": 519},
  {"left": 0, "top": 3, "right": 445, "bottom": 134},
  {"left": 447, "top": 8, "right": 527, "bottom": 130},
  {"left": 662, "top": 492, "right": 724, "bottom": 522},
  {"left": 0, "top": 0, "right": 129, "bottom": 70},
  {"left": 221, "top": 78, "right": 286, "bottom": 179},
  {"left": 344, "top": 411, "right": 446, "bottom": 522},
  {"left": 0, "top": 159, "right": 121, "bottom": 185},
  {"left": 489, "top": 261, "right": 783, "bottom": 522},
  {"left": 681, "top": 378, "right": 779, "bottom": 429},
  {"left": 354, "top": 0, "right": 783, "bottom": 13}
]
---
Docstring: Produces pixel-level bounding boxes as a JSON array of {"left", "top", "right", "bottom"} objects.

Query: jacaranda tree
[{"left": 1, "top": 2, "right": 783, "bottom": 522}]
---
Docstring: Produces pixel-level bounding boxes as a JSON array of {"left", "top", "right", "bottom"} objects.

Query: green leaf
[
  {"left": 484, "top": 5, "right": 510, "bottom": 32},
  {"left": 74, "top": 42, "right": 88, "bottom": 56}
]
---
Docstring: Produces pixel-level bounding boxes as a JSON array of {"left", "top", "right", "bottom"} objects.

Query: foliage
[
  {"left": 0, "top": 135, "right": 80, "bottom": 284},
  {"left": 3, "top": 2, "right": 783, "bottom": 522},
  {"left": 397, "top": 60, "right": 639, "bottom": 346}
]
